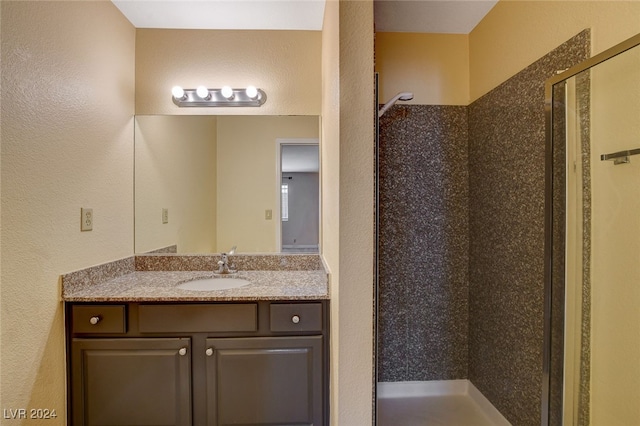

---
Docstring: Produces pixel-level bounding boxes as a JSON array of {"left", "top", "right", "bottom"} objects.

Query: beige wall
[
  {"left": 135, "top": 29, "right": 321, "bottom": 116},
  {"left": 320, "top": 0, "right": 342, "bottom": 421},
  {"left": 321, "top": 0, "right": 376, "bottom": 424},
  {"left": 470, "top": 0, "right": 640, "bottom": 102},
  {"left": 1, "top": 0, "right": 3, "bottom": 388},
  {"left": 216, "top": 116, "right": 319, "bottom": 253},
  {"left": 589, "top": 45, "right": 640, "bottom": 425},
  {"left": 1, "top": 1, "right": 135, "bottom": 421},
  {"left": 135, "top": 115, "right": 218, "bottom": 253},
  {"left": 375, "top": 2, "right": 640, "bottom": 106},
  {"left": 375, "top": 32, "right": 470, "bottom": 105}
]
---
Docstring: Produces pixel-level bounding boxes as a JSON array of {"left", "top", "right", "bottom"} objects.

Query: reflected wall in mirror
[
  {"left": 545, "top": 33, "right": 640, "bottom": 426},
  {"left": 134, "top": 115, "right": 320, "bottom": 254}
]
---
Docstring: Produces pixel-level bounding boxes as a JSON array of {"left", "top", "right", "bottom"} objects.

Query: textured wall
[
  {"left": 467, "top": 31, "right": 590, "bottom": 426},
  {"left": 1, "top": 1, "right": 135, "bottom": 421},
  {"left": 470, "top": 1, "right": 640, "bottom": 102},
  {"left": 378, "top": 105, "right": 469, "bottom": 382},
  {"left": 375, "top": 33, "right": 470, "bottom": 106},
  {"left": 135, "top": 29, "right": 321, "bottom": 116}
]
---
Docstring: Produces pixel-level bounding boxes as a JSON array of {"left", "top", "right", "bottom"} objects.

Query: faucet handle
[{"left": 228, "top": 246, "right": 237, "bottom": 256}]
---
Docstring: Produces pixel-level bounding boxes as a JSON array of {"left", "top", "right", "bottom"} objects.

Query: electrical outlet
[
  {"left": 81, "top": 208, "right": 93, "bottom": 231},
  {"left": 265, "top": 209, "right": 272, "bottom": 220},
  {"left": 162, "top": 208, "right": 169, "bottom": 224}
]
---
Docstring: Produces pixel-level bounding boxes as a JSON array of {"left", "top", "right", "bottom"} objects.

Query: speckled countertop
[{"left": 62, "top": 254, "right": 329, "bottom": 302}]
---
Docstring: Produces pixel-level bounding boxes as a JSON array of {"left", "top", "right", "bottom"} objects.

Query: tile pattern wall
[
  {"left": 377, "top": 105, "right": 469, "bottom": 381},
  {"left": 135, "top": 253, "right": 325, "bottom": 271},
  {"left": 467, "top": 30, "right": 590, "bottom": 426},
  {"left": 576, "top": 69, "right": 592, "bottom": 426}
]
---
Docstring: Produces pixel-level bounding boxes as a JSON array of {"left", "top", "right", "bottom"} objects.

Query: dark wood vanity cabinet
[
  {"left": 66, "top": 301, "right": 328, "bottom": 426},
  {"left": 206, "top": 336, "right": 323, "bottom": 425},
  {"left": 70, "top": 337, "right": 192, "bottom": 426}
]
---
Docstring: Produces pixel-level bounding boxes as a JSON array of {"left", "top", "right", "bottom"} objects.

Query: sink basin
[{"left": 177, "top": 277, "right": 251, "bottom": 291}]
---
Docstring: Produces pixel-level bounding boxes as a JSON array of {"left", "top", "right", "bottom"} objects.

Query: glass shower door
[
  {"left": 545, "top": 33, "right": 640, "bottom": 426},
  {"left": 587, "top": 41, "right": 640, "bottom": 426}
]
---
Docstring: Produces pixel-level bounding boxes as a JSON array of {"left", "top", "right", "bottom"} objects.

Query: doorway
[{"left": 276, "top": 139, "right": 320, "bottom": 253}]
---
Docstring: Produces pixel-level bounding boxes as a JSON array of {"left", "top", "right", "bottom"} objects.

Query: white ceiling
[
  {"left": 112, "top": 0, "right": 497, "bottom": 34},
  {"left": 375, "top": 1, "right": 498, "bottom": 34},
  {"left": 112, "top": 0, "right": 326, "bottom": 31}
]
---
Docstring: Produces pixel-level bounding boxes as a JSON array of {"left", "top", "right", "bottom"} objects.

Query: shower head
[{"left": 378, "top": 92, "right": 414, "bottom": 118}]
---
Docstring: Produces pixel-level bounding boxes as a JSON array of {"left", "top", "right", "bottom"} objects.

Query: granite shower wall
[
  {"left": 468, "top": 30, "right": 590, "bottom": 426},
  {"left": 378, "top": 105, "right": 469, "bottom": 382}
]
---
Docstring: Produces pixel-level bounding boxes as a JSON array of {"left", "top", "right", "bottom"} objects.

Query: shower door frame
[{"left": 542, "top": 31, "right": 640, "bottom": 426}]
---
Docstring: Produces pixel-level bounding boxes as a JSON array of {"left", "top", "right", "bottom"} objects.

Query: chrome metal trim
[
  {"left": 374, "top": 71, "right": 380, "bottom": 425},
  {"left": 542, "top": 72, "right": 555, "bottom": 426},
  {"left": 547, "top": 33, "right": 640, "bottom": 87},
  {"left": 172, "top": 88, "right": 266, "bottom": 107},
  {"left": 601, "top": 148, "right": 640, "bottom": 163}
]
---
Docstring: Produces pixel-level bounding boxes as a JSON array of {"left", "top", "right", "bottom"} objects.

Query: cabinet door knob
[
  {"left": 206, "top": 348, "right": 214, "bottom": 357},
  {"left": 178, "top": 347, "right": 187, "bottom": 356},
  {"left": 291, "top": 315, "right": 300, "bottom": 324},
  {"left": 89, "top": 316, "right": 101, "bottom": 325}
]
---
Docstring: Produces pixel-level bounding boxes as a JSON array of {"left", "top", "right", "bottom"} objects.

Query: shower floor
[
  {"left": 377, "top": 381, "right": 510, "bottom": 426},
  {"left": 378, "top": 394, "right": 496, "bottom": 426}
]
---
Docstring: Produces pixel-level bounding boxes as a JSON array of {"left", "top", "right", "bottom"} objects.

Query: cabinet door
[
  {"left": 71, "top": 338, "right": 191, "bottom": 426},
  {"left": 206, "top": 336, "right": 323, "bottom": 426}
]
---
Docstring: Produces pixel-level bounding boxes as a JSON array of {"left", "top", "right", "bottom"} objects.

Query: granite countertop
[
  {"left": 61, "top": 254, "right": 330, "bottom": 302},
  {"left": 63, "top": 270, "right": 329, "bottom": 302}
]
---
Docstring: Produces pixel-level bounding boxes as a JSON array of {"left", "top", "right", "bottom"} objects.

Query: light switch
[
  {"left": 265, "top": 209, "right": 273, "bottom": 220},
  {"left": 162, "top": 208, "right": 169, "bottom": 224}
]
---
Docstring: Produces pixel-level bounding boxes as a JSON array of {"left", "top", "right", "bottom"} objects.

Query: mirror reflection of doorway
[{"left": 278, "top": 141, "right": 319, "bottom": 253}]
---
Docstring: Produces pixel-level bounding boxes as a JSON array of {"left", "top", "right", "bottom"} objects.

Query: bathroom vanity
[{"left": 62, "top": 254, "right": 329, "bottom": 426}]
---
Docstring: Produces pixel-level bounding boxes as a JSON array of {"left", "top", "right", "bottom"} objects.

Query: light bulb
[
  {"left": 196, "top": 86, "right": 210, "bottom": 99},
  {"left": 171, "top": 86, "right": 185, "bottom": 99},
  {"left": 221, "top": 86, "right": 234, "bottom": 99},
  {"left": 245, "top": 86, "right": 258, "bottom": 99}
]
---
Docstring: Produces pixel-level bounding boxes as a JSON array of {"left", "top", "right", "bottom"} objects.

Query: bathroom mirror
[
  {"left": 134, "top": 115, "right": 320, "bottom": 254},
  {"left": 544, "top": 33, "right": 640, "bottom": 426}
]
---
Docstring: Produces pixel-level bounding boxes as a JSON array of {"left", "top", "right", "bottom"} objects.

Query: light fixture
[
  {"left": 196, "top": 85, "right": 211, "bottom": 100},
  {"left": 171, "top": 86, "right": 267, "bottom": 107},
  {"left": 245, "top": 85, "right": 258, "bottom": 99},
  {"left": 221, "top": 85, "right": 234, "bottom": 100},
  {"left": 171, "top": 86, "right": 186, "bottom": 100}
]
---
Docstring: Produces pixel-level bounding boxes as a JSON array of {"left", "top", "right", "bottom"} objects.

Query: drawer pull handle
[
  {"left": 291, "top": 315, "right": 300, "bottom": 324},
  {"left": 178, "top": 347, "right": 187, "bottom": 356},
  {"left": 206, "top": 348, "right": 214, "bottom": 357},
  {"left": 89, "top": 316, "right": 101, "bottom": 325}
]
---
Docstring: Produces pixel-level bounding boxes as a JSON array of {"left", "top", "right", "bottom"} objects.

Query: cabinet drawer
[
  {"left": 138, "top": 304, "right": 257, "bottom": 333},
  {"left": 270, "top": 303, "right": 323, "bottom": 332},
  {"left": 71, "top": 305, "right": 126, "bottom": 334}
]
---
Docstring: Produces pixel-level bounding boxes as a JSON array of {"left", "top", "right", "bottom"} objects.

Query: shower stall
[
  {"left": 544, "top": 32, "right": 640, "bottom": 426},
  {"left": 374, "top": 75, "right": 506, "bottom": 425},
  {"left": 373, "top": 29, "right": 639, "bottom": 425}
]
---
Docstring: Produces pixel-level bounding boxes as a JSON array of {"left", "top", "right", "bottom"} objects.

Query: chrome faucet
[{"left": 216, "top": 246, "right": 237, "bottom": 275}]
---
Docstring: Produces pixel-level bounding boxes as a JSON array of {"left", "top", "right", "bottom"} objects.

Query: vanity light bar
[{"left": 171, "top": 86, "right": 267, "bottom": 107}]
